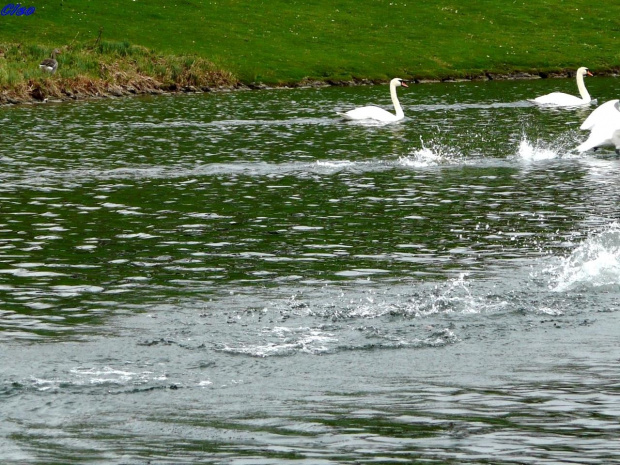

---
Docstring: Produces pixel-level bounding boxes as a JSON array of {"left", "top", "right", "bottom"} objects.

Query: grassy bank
[
  {"left": 0, "top": 41, "right": 237, "bottom": 103},
  {"left": 0, "top": 0, "right": 619, "bottom": 99}
]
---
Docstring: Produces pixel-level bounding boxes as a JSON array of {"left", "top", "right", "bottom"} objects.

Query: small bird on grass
[{"left": 39, "top": 48, "right": 61, "bottom": 74}]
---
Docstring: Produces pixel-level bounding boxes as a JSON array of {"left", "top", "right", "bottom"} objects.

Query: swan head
[
  {"left": 390, "top": 78, "right": 409, "bottom": 88},
  {"left": 577, "top": 67, "right": 593, "bottom": 77}
]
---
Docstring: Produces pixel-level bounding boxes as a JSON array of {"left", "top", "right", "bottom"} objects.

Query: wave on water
[
  {"left": 409, "top": 101, "right": 533, "bottom": 113},
  {"left": 129, "top": 117, "right": 335, "bottom": 129},
  {"left": 314, "top": 160, "right": 357, "bottom": 171},
  {"left": 25, "top": 366, "right": 169, "bottom": 393},
  {"left": 546, "top": 222, "right": 620, "bottom": 292}
]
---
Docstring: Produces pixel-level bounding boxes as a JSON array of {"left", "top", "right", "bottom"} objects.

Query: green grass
[{"left": 1, "top": 0, "right": 620, "bottom": 86}]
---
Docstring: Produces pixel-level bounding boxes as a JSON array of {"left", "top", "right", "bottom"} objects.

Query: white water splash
[
  {"left": 316, "top": 273, "right": 505, "bottom": 321},
  {"left": 402, "top": 273, "right": 508, "bottom": 317},
  {"left": 399, "top": 136, "right": 460, "bottom": 167},
  {"left": 516, "top": 137, "right": 559, "bottom": 161},
  {"left": 549, "top": 222, "right": 620, "bottom": 292},
  {"left": 399, "top": 147, "right": 442, "bottom": 167},
  {"left": 515, "top": 129, "right": 584, "bottom": 161}
]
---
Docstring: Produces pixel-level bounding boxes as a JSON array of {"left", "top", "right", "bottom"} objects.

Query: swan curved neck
[
  {"left": 390, "top": 82, "right": 404, "bottom": 118},
  {"left": 576, "top": 72, "right": 590, "bottom": 102}
]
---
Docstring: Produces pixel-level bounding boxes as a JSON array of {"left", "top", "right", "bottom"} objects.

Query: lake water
[{"left": 1, "top": 76, "right": 619, "bottom": 464}]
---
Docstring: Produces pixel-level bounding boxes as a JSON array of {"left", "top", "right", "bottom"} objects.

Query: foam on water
[{"left": 547, "top": 222, "right": 620, "bottom": 292}]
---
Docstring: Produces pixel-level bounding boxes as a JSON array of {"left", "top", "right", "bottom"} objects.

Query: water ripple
[{"left": 2, "top": 79, "right": 620, "bottom": 464}]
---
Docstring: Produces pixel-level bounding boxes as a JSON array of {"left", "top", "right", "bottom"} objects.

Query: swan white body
[
  {"left": 577, "top": 99, "right": 620, "bottom": 154},
  {"left": 532, "top": 67, "right": 593, "bottom": 107},
  {"left": 339, "top": 78, "right": 408, "bottom": 122}
]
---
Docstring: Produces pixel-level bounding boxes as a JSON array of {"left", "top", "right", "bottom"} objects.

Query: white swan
[
  {"left": 577, "top": 99, "right": 620, "bottom": 154},
  {"left": 339, "top": 78, "right": 408, "bottom": 122},
  {"left": 531, "top": 67, "right": 593, "bottom": 107}
]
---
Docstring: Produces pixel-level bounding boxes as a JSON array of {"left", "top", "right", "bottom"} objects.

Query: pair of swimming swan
[
  {"left": 339, "top": 68, "right": 593, "bottom": 123},
  {"left": 339, "top": 68, "right": 620, "bottom": 154}
]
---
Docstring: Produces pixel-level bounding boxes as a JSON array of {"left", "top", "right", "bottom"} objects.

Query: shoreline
[{"left": 2, "top": 69, "right": 618, "bottom": 106}]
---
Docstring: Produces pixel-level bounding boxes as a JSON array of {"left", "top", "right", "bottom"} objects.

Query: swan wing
[
  {"left": 580, "top": 99, "right": 620, "bottom": 131},
  {"left": 577, "top": 124, "right": 620, "bottom": 153},
  {"left": 577, "top": 130, "right": 612, "bottom": 152}
]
